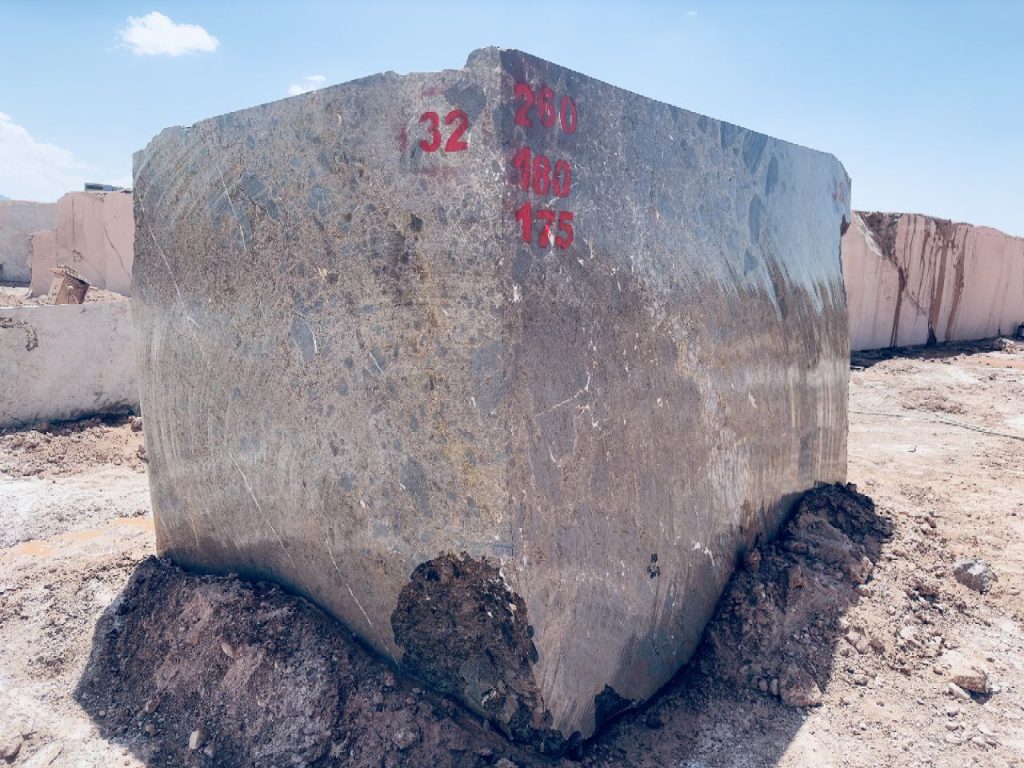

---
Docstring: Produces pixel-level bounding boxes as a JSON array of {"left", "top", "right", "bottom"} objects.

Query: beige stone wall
[
  {"left": 842, "top": 211, "right": 1024, "bottom": 350},
  {"left": 0, "top": 301, "right": 139, "bottom": 428},
  {"left": 0, "top": 200, "right": 58, "bottom": 284},
  {"left": 28, "top": 191, "right": 134, "bottom": 297}
]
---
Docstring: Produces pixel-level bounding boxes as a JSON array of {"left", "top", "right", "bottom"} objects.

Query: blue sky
[{"left": 1, "top": 1, "right": 1022, "bottom": 235}]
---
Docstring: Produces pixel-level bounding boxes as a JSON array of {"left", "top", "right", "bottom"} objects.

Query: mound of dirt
[
  {"left": 74, "top": 484, "right": 886, "bottom": 767},
  {"left": 0, "top": 415, "right": 145, "bottom": 478}
]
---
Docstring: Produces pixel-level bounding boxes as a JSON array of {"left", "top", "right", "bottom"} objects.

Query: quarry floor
[{"left": 0, "top": 341, "right": 1022, "bottom": 768}]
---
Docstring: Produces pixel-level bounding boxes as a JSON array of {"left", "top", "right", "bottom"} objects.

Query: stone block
[
  {"left": 843, "top": 211, "right": 1024, "bottom": 350},
  {"left": 133, "top": 48, "right": 850, "bottom": 749},
  {"left": 0, "top": 301, "right": 138, "bottom": 429},
  {"left": 28, "top": 191, "right": 135, "bottom": 297},
  {"left": 0, "top": 200, "right": 57, "bottom": 284}
]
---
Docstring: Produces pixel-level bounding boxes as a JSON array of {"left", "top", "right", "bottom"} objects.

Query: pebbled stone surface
[{"left": 132, "top": 47, "right": 851, "bottom": 747}]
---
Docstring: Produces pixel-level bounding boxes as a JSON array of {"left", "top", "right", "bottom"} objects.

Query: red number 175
[{"left": 515, "top": 203, "right": 574, "bottom": 249}]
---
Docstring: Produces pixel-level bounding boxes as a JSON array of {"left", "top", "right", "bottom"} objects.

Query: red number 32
[{"left": 418, "top": 109, "right": 469, "bottom": 153}]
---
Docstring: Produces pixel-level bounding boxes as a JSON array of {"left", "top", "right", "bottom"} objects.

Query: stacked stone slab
[
  {"left": 133, "top": 48, "right": 851, "bottom": 750},
  {"left": 843, "top": 211, "right": 1024, "bottom": 350}
]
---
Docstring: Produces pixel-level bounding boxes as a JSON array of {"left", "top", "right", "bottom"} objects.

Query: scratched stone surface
[{"left": 133, "top": 47, "right": 851, "bottom": 751}]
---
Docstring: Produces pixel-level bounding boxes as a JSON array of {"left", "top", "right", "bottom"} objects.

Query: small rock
[
  {"left": 188, "top": 728, "right": 206, "bottom": 751},
  {"left": 130, "top": 416, "right": 144, "bottom": 432},
  {"left": 203, "top": 745, "right": 216, "bottom": 759},
  {"left": 142, "top": 696, "right": 160, "bottom": 715},
  {"left": 744, "top": 548, "right": 761, "bottom": 573},
  {"left": 220, "top": 640, "right": 235, "bottom": 658},
  {"left": 0, "top": 733, "right": 23, "bottom": 761},
  {"left": 495, "top": 759, "right": 518, "bottom": 768},
  {"left": 788, "top": 565, "right": 806, "bottom": 590},
  {"left": 769, "top": 678, "right": 779, "bottom": 697},
  {"left": 948, "top": 683, "right": 973, "bottom": 701},
  {"left": 393, "top": 725, "right": 420, "bottom": 751},
  {"left": 953, "top": 559, "right": 996, "bottom": 593},
  {"left": 852, "top": 673, "right": 869, "bottom": 686},
  {"left": 779, "top": 666, "right": 822, "bottom": 707},
  {"left": 951, "top": 663, "right": 990, "bottom": 694},
  {"left": 143, "top": 724, "right": 156, "bottom": 736}
]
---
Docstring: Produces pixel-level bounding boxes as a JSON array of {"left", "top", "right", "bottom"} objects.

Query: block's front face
[
  {"left": 135, "top": 48, "right": 850, "bottom": 749},
  {"left": 135, "top": 50, "right": 512, "bottom": 678}
]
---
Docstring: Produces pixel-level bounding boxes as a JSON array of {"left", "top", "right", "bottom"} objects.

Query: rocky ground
[{"left": 1, "top": 341, "right": 1022, "bottom": 767}]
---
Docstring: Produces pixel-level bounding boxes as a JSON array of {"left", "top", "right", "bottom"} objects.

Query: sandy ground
[{"left": 0, "top": 342, "right": 1022, "bottom": 767}]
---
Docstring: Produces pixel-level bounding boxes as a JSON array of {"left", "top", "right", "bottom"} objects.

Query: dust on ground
[{"left": 1, "top": 341, "right": 1023, "bottom": 767}]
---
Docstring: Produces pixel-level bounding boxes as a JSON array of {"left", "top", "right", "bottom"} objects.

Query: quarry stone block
[
  {"left": 133, "top": 48, "right": 851, "bottom": 749},
  {"left": 0, "top": 200, "right": 57, "bottom": 284},
  {"left": 28, "top": 191, "right": 135, "bottom": 297},
  {"left": 0, "top": 301, "right": 138, "bottom": 429},
  {"left": 843, "top": 211, "right": 1024, "bottom": 350}
]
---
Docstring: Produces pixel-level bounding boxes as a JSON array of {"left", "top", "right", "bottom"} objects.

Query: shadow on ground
[
  {"left": 851, "top": 335, "right": 1020, "bottom": 370},
  {"left": 74, "top": 484, "right": 891, "bottom": 768}
]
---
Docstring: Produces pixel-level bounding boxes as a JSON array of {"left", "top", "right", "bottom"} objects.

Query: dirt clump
[
  {"left": 74, "top": 484, "right": 886, "bottom": 767},
  {"left": 0, "top": 415, "right": 145, "bottom": 478},
  {"left": 75, "top": 557, "right": 542, "bottom": 768}
]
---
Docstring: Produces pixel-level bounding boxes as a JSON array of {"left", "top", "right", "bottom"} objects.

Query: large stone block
[
  {"left": 843, "top": 211, "right": 1024, "bottom": 350},
  {"left": 28, "top": 191, "right": 135, "bottom": 297},
  {"left": 0, "top": 301, "right": 138, "bottom": 429},
  {"left": 0, "top": 200, "right": 57, "bottom": 284},
  {"left": 134, "top": 48, "right": 850, "bottom": 749}
]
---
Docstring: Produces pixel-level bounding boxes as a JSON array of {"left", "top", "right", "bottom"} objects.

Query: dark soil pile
[{"left": 75, "top": 483, "right": 888, "bottom": 768}]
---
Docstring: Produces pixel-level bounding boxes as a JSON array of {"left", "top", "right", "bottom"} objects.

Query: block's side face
[
  {"left": 849, "top": 212, "right": 1024, "bottom": 349},
  {"left": 0, "top": 303, "right": 138, "bottom": 428},
  {"left": 842, "top": 213, "right": 903, "bottom": 351},
  {"left": 133, "top": 54, "right": 512, "bottom": 665},
  {"left": 494, "top": 50, "right": 850, "bottom": 737}
]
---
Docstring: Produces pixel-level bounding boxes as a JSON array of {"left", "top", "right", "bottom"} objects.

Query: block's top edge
[
  {"left": 854, "top": 210, "right": 1023, "bottom": 241},
  {"left": 133, "top": 46, "right": 848, "bottom": 179}
]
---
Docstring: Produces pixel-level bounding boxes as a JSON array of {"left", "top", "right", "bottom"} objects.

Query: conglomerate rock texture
[{"left": 133, "top": 47, "right": 851, "bottom": 748}]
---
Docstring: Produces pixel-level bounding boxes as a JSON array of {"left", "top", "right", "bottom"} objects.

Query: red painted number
[
  {"left": 555, "top": 211, "right": 574, "bottom": 248},
  {"left": 553, "top": 159, "right": 571, "bottom": 197},
  {"left": 513, "top": 146, "right": 531, "bottom": 190},
  {"left": 418, "top": 112, "right": 441, "bottom": 152},
  {"left": 515, "top": 202, "right": 574, "bottom": 249},
  {"left": 514, "top": 83, "right": 534, "bottom": 127},
  {"left": 560, "top": 96, "right": 577, "bottom": 134},
  {"left": 444, "top": 109, "right": 469, "bottom": 152},
  {"left": 537, "top": 85, "right": 556, "bottom": 128},
  {"left": 536, "top": 208, "right": 556, "bottom": 246},
  {"left": 511, "top": 147, "right": 572, "bottom": 198},
  {"left": 418, "top": 109, "right": 469, "bottom": 153},
  {"left": 532, "top": 154, "right": 551, "bottom": 195},
  {"left": 514, "top": 83, "right": 577, "bottom": 134}
]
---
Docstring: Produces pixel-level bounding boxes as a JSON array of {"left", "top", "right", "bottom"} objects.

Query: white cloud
[
  {"left": 687, "top": 10, "right": 698, "bottom": 16},
  {"left": 288, "top": 75, "right": 327, "bottom": 97},
  {"left": 120, "top": 11, "right": 219, "bottom": 57},
  {"left": 0, "top": 113, "right": 89, "bottom": 202}
]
